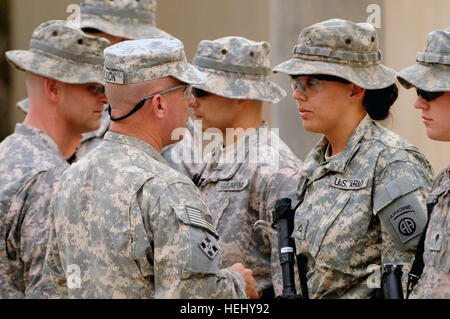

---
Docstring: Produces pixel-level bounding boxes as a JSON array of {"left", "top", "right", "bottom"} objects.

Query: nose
[
  {"left": 189, "top": 95, "right": 199, "bottom": 108},
  {"left": 98, "top": 93, "right": 108, "bottom": 105},
  {"left": 292, "top": 88, "right": 307, "bottom": 101},
  {"left": 414, "top": 96, "right": 429, "bottom": 110}
]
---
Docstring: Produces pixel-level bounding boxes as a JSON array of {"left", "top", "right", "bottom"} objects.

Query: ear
[
  {"left": 43, "top": 78, "right": 60, "bottom": 103},
  {"left": 349, "top": 84, "right": 365, "bottom": 101},
  {"left": 150, "top": 94, "right": 167, "bottom": 120}
]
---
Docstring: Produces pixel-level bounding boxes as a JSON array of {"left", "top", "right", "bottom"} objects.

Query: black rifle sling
[{"left": 406, "top": 198, "right": 438, "bottom": 298}]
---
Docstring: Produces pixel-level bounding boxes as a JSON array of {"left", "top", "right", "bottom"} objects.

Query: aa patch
[
  {"left": 389, "top": 204, "right": 423, "bottom": 243},
  {"left": 185, "top": 206, "right": 218, "bottom": 237},
  {"left": 198, "top": 235, "right": 220, "bottom": 260},
  {"left": 218, "top": 180, "right": 248, "bottom": 192}
]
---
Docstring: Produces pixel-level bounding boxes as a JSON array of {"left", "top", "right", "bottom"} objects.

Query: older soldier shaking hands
[{"left": 45, "top": 37, "right": 258, "bottom": 299}]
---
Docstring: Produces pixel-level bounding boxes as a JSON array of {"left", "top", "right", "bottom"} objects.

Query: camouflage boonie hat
[
  {"left": 273, "top": 19, "right": 396, "bottom": 90},
  {"left": 6, "top": 20, "right": 109, "bottom": 84},
  {"left": 80, "top": 0, "right": 170, "bottom": 40},
  {"left": 397, "top": 27, "right": 450, "bottom": 92},
  {"left": 104, "top": 38, "right": 206, "bottom": 85},
  {"left": 192, "top": 36, "right": 286, "bottom": 103},
  {"left": 16, "top": 98, "right": 29, "bottom": 113}
]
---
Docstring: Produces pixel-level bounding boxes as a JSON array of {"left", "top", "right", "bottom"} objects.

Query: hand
[{"left": 228, "top": 263, "right": 259, "bottom": 299}]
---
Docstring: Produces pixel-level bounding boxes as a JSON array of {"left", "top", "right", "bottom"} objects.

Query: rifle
[
  {"left": 376, "top": 263, "right": 404, "bottom": 299},
  {"left": 272, "top": 196, "right": 309, "bottom": 299}
]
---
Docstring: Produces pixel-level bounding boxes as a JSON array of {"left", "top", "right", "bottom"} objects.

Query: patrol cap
[
  {"left": 5, "top": 20, "right": 109, "bottom": 85},
  {"left": 192, "top": 36, "right": 286, "bottom": 103},
  {"left": 104, "top": 38, "right": 206, "bottom": 85},
  {"left": 80, "top": 0, "right": 170, "bottom": 40},
  {"left": 397, "top": 27, "right": 450, "bottom": 92},
  {"left": 273, "top": 18, "right": 397, "bottom": 90}
]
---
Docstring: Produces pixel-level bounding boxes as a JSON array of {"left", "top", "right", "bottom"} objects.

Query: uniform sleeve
[
  {"left": 3, "top": 168, "right": 64, "bottom": 299},
  {"left": 257, "top": 164, "right": 302, "bottom": 297},
  {"left": 373, "top": 157, "right": 433, "bottom": 293},
  {"left": 141, "top": 178, "right": 247, "bottom": 299}
]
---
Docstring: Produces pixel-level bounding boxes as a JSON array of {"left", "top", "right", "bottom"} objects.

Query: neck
[
  {"left": 325, "top": 112, "right": 366, "bottom": 156},
  {"left": 222, "top": 105, "right": 263, "bottom": 147},
  {"left": 23, "top": 102, "right": 82, "bottom": 159}
]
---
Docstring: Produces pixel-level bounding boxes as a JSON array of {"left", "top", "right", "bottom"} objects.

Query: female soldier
[
  {"left": 397, "top": 27, "right": 449, "bottom": 299},
  {"left": 273, "top": 19, "right": 434, "bottom": 298}
]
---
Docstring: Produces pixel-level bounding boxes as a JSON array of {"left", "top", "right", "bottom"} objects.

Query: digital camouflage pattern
[
  {"left": 46, "top": 131, "right": 246, "bottom": 298},
  {"left": 162, "top": 117, "right": 202, "bottom": 179},
  {"left": 397, "top": 27, "right": 450, "bottom": 92},
  {"left": 104, "top": 38, "right": 206, "bottom": 85},
  {"left": 292, "top": 115, "right": 434, "bottom": 298},
  {"left": 80, "top": 0, "right": 170, "bottom": 40},
  {"left": 0, "top": 124, "right": 67, "bottom": 298},
  {"left": 194, "top": 122, "right": 302, "bottom": 295},
  {"left": 411, "top": 166, "right": 450, "bottom": 299},
  {"left": 6, "top": 20, "right": 109, "bottom": 85},
  {"left": 273, "top": 19, "right": 397, "bottom": 90},
  {"left": 193, "top": 36, "right": 286, "bottom": 103}
]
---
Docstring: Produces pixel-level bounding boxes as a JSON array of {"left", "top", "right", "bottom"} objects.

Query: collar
[
  {"left": 301, "top": 115, "right": 372, "bottom": 180},
  {"left": 104, "top": 131, "right": 168, "bottom": 165}
]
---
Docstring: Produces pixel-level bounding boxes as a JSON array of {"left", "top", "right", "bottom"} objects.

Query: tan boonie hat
[
  {"left": 273, "top": 18, "right": 397, "bottom": 90},
  {"left": 80, "top": 0, "right": 170, "bottom": 40},
  {"left": 5, "top": 20, "right": 109, "bottom": 85},
  {"left": 104, "top": 38, "right": 206, "bottom": 85},
  {"left": 397, "top": 27, "right": 450, "bottom": 92},
  {"left": 192, "top": 36, "right": 286, "bottom": 103}
]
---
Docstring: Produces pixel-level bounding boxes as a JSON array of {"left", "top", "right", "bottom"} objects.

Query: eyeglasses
[
  {"left": 108, "top": 84, "right": 192, "bottom": 122},
  {"left": 86, "top": 84, "right": 105, "bottom": 96},
  {"left": 192, "top": 87, "right": 212, "bottom": 98},
  {"left": 290, "top": 74, "right": 350, "bottom": 94},
  {"left": 416, "top": 88, "right": 444, "bottom": 102}
]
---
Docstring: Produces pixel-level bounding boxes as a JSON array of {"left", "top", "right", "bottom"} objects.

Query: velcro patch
[
  {"left": 185, "top": 206, "right": 218, "bottom": 236},
  {"left": 389, "top": 204, "right": 423, "bottom": 243},
  {"left": 330, "top": 177, "right": 368, "bottom": 190},
  {"left": 218, "top": 180, "right": 248, "bottom": 192},
  {"left": 198, "top": 235, "right": 220, "bottom": 260},
  {"left": 104, "top": 69, "right": 125, "bottom": 84}
]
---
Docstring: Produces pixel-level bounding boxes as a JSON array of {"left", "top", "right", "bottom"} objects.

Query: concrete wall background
[{"left": 2, "top": 0, "right": 449, "bottom": 174}]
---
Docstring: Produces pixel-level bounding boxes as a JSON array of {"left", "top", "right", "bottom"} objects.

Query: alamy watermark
[
  {"left": 169, "top": 120, "right": 281, "bottom": 173},
  {"left": 367, "top": 4, "right": 381, "bottom": 28}
]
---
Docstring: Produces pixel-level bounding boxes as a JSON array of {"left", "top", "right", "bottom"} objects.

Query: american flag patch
[{"left": 185, "top": 206, "right": 218, "bottom": 237}]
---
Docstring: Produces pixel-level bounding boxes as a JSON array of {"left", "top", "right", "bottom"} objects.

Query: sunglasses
[
  {"left": 109, "top": 84, "right": 192, "bottom": 122},
  {"left": 416, "top": 89, "right": 444, "bottom": 102},
  {"left": 290, "top": 74, "right": 350, "bottom": 93},
  {"left": 192, "top": 87, "right": 212, "bottom": 98},
  {"left": 86, "top": 84, "right": 105, "bottom": 96}
]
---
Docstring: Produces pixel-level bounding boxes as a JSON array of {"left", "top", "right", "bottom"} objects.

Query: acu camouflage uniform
[
  {"left": 274, "top": 19, "right": 434, "bottom": 298},
  {"left": 1, "top": 20, "right": 108, "bottom": 298},
  {"left": 46, "top": 38, "right": 246, "bottom": 298},
  {"left": 181, "top": 37, "right": 302, "bottom": 295},
  {"left": 398, "top": 28, "right": 450, "bottom": 299}
]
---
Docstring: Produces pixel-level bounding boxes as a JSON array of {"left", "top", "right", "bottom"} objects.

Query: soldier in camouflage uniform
[
  {"left": 177, "top": 36, "right": 303, "bottom": 297},
  {"left": 45, "top": 37, "right": 258, "bottom": 299},
  {"left": 273, "top": 19, "right": 434, "bottom": 298},
  {"left": 1, "top": 20, "right": 109, "bottom": 298},
  {"left": 16, "top": 0, "right": 170, "bottom": 161},
  {"left": 397, "top": 27, "right": 450, "bottom": 299}
]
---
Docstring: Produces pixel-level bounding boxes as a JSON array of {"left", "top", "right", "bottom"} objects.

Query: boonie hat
[
  {"left": 6, "top": 20, "right": 109, "bottom": 85},
  {"left": 192, "top": 36, "right": 286, "bottom": 103},
  {"left": 104, "top": 37, "right": 206, "bottom": 85},
  {"left": 273, "top": 18, "right": 397, "bottom": 90},
  {"left": 80, "top": 0, "right": 170, "bottom": 40},
  {"left": 397, "top": 27, "right": 450, "bottom": 92}
]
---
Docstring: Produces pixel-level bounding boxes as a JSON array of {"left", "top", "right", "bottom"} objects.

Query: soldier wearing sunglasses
[{"left": 398, "top": 27, "right": 450, "bottom": 299}]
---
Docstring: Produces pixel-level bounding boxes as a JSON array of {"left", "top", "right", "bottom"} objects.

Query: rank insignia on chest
[
  {"left": 330, "top": 177, "right": 368, "bottom": 190},
  {"left": 198, "top": 235, "right": 220, "bottom": 260},
  {"left": 218, "top": 180, "right": 248, "bottom": 191}
]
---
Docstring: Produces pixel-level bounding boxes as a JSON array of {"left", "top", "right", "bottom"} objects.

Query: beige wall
[{"left": 4, "top": 0, "right": 449, "bottom": 174}]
